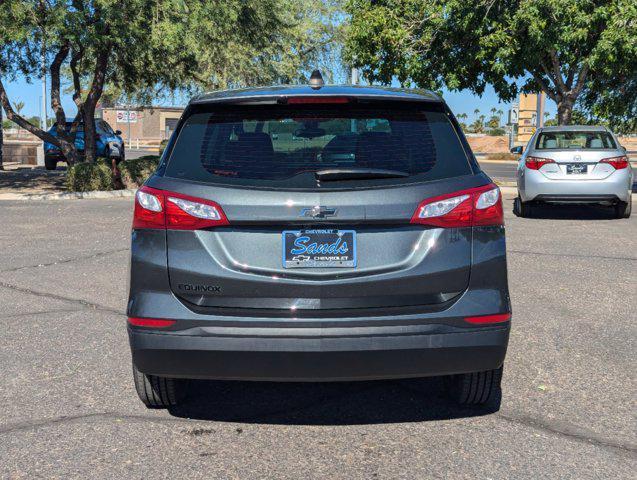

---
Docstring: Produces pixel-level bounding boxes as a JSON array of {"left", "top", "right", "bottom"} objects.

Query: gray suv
[{"left": 127, "top": 80, "right": 511, "bottom": 409}]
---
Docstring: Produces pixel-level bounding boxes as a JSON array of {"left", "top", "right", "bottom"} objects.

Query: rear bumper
[
  {"left": 519, "top": 169, "right": 632, "bottom": 203},
  {"left": 129, "top": 323, "right": 510, "bottom": 381}
]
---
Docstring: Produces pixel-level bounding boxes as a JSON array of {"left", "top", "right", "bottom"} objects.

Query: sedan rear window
[
  {"left": 536, "top": 131, "right": 616, "bottom": 150},
  {"left": 164, "top": 104, "right": 472, "bottom": 189}
]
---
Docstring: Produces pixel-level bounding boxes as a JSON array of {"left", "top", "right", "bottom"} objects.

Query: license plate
[
  {"left": 566, "top": 164, "right": 588, "bottom": 174},
  {"left": 282, "top": 229, "right": 356, "bottom": 268}
]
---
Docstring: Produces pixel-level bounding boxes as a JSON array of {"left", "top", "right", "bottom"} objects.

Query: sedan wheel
[
  {"left": 614, "top": 197, "right": 632, "bottom": 219},
  {"left": 513, "top": 196, "right": 530, "bottom": 218}
]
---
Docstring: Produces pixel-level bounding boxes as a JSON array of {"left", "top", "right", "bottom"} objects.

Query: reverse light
[
  {"left": 128, "top": 317, "right": 176, "bottom": 328},
  {"left": 133, "top": 186, "right": 228, "bottom": 230},
  {"left": 411, "top": 184, "right": 503, "bottom": 228},
  {"left": 600, "top": 155, "right": 629, "bottom": 169},
  {"left": 464, "top": 313, "right": 511, "bottom": 325},
  {"left": 525, "top": 156, "right": 555, "bottom": 170}
]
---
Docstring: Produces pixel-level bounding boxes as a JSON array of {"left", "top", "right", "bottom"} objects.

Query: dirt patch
[{"left": 466, "top": 136, "right": 510, "bottom": 153}]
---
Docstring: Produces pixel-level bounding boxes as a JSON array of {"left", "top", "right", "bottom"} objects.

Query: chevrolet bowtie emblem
[{"left": 299, "top": 206, "right": 338, "bottom": 219}]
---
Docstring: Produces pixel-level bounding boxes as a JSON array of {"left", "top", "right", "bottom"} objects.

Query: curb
[{"left": 0, "top": 189, "right": 136, "bottom": 201}]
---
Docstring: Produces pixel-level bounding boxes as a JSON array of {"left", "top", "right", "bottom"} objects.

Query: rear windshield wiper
[{"left": 315, "top": 168, "right": 410, "bottom": 181}]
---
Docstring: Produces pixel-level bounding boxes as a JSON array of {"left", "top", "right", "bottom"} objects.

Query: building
[
  {"left": 99, "top": 106, "right": 184, "bottom": 146},
  {"left": 516, "top": 93, "right": 545, "bottom": 143}
]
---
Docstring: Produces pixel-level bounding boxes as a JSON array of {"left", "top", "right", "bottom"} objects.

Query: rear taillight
[
  {"left": 411, "top": 183, "right": 503, "bottom": 228},
  {"left": 133, "top": 186, "right": 228, "bottom": 230},
  {"left": 600, "top": 155, "right": 629, "bottom": 169},
  {"left": 525, "top": 156, "right": 555, "bottom": 170}
]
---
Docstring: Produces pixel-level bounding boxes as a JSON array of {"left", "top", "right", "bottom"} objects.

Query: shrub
[
  {"left": 65, "top": 161, "right": 114, "bottom": 192},
  {"left": 119, "top": 155, "right": 160, "bottom": 189},
  {"left": 159, "top": 139, "right": 169, "bottom": 156},
  {"left": 65, "top": 156, "right": 160, "bottom": 192},
  {"left": 487, "top": 128, "right": 506, "bottom": 136}
]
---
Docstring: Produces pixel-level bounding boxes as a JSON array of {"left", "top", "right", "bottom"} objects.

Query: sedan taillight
[
  {"left": 133, "top": 186, "right": 229, "bottom": 230},
  {"left": 411, "top": 183, "right": 503, "bottom": 228},
  {"left": 600, "top": 155, "right": 629, "bottom": 170},
  {"left": 525, "top": 156, "right": 555, "bottom": 170}
]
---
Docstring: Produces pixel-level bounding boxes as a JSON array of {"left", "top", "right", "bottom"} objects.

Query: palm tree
[
  {"left": 13, "top": 101, "right": 24, "bottom": 137},
  {"left": 13, "top": 101, "right": 24, "bottom": 115}
]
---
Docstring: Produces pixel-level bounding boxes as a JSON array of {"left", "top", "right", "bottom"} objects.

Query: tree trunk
[
  {"left": 60, "top": 141, "right": 79, "bottom": 165},
  {"left": 557, "top": 99, "right": 574, "bottom": 125},
  {"left": 0, "top": 44, "right": 81, "bottom": 166},
  {"left": 0, "top": 104, "right": 4, "bottom": 171},
  {"left": 83, "top": 102, "right": 97, "bottom": 163},
  {"left": 82, "top": 48, "right": 110, "bottom": 164}
]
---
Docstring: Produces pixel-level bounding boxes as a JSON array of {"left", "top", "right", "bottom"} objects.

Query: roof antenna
[{"left": 309, "top": 70, "right": 324, "bottom": 89}]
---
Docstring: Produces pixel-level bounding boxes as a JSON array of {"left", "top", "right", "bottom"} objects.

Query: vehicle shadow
[
  {"left": 168, "top": 377, "right": 500, "bottom": 425},
  {"left": 514, "top": 201, "right": 623, "bottom": 220}
]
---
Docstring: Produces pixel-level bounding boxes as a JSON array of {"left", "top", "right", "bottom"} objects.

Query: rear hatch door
[{"left": 156, "top": 99, "right": 479, "bottom": 315}]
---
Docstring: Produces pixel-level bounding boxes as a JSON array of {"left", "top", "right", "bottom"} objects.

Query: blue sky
[{"left": 4, "top": 73, "right": 557, "bottom": 123}]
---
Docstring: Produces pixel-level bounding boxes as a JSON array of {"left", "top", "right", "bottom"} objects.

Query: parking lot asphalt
[{"left": 0, "top": 195, "right": 635, "bottom": 479}]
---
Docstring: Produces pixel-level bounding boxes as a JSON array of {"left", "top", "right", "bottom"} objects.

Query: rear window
[
  {"left": 164, "top": 104, "right": 472, "bottom": 189},
  {"left": 536, "top": 131, "right": 616, "bottom": 150}
]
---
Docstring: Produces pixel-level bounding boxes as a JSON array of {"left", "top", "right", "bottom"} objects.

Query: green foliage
[
  {"left": 65, "top": 156, "right": 160, "bottom": 192},
  {"left": 119, "top": 156, "right": 160, "bottom": 189},
  {"left": 486, "top": 115, "right": 500, "bottom": 129},
  {"left": 159, "top": 139, "right": 170, "bottom": 156},
  {"left": 345, "top": 0, "right": 637, "bottom": 125},
  {"left": 65, "top": 161, "right": 114, "bottom": 192},
  {"left": 183, "top": 0, "right": 345, "bottom": 90},
  {"left": 1, "top": 0, "right": 346, "bottom": 167},
  {"left": 488, "top": 128, "right": 506, "bottom": 136}
]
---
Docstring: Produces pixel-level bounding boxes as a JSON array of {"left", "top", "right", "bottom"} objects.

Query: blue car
[{"left": 44, "top": 119, "right": 125, "bottom": 170}]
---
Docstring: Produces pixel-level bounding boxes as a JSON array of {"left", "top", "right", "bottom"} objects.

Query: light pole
[
  {"left": 40, "top": 38, "right": 47, "bottom": 130},
  {"left": 127, "top": 103, "right": 132, "bottom": 149}
]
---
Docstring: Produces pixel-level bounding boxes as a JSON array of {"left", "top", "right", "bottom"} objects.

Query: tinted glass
[
  {"left": 100, "top": 121, "right": 114, "bottom": 134},
  {"left": 536, "top": 131, "right": 616, "bottom": 150},
  {"left": 164, "top": 104, "right": 472, "bottom": 189}
]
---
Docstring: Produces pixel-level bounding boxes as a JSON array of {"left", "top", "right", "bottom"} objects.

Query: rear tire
[
  {"left": 44, "top": 157, "right": 57, "bottom": 171},
  {"left": 132, "top": 362, "right": 182, "bottom": 408},
  {"left": 451, "top": 366, "right": 503, "bottom": 406},
  {"left": 614, "top": 198, "right": 631, "bottom": 219},
  {"left": 513, "top": 196, "right": 531, "bottom": 218}
]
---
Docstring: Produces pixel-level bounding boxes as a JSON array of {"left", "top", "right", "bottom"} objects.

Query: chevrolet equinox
[{"left": 127, "top": 76, "right": 511, "bottom": 408}]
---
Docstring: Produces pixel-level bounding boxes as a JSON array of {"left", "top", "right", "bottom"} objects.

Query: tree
[
  {"left": 470, "top": 115, "right": 485, "bottom": 134},
  {"left": 1, "top": 1, "right": 334, "bottom": 166},
  {"left": 345, "top": 0, "right": 637, "bottom": 125},
  {"left": 13, "top": 100, "right": 24, "bottom": 116},
  {"left": 183, "top": 0, "right": 345, "bottom": 90},
  {"left": 486, "top": 115, "right": 499, "bottom": 130},
  {"left": 456, "top": 112, "right": 468, "bottom": 130}
]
